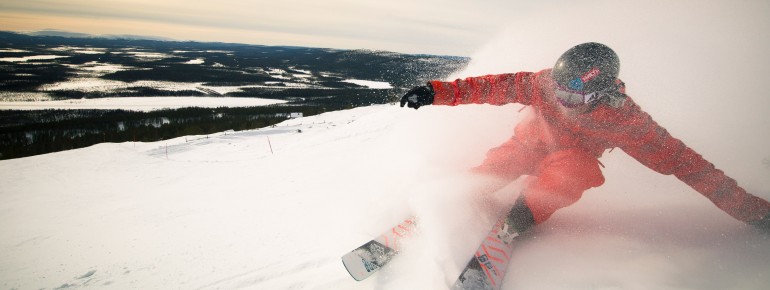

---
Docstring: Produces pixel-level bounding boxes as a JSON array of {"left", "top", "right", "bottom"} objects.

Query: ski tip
[{"left": 341, "top": 252, "right": 374, "bottom": 281}]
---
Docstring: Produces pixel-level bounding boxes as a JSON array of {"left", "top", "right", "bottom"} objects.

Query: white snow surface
[
  {"left": 1, "top": 102, "right": 769, "bottom": 290},
  {"left": 341, "top": 79, "right": 393, "bottom": 89},
  {"left": 0, "top": 55, "right": 69, "bottom": 62},
  {"left": 0, "top": 97, "right": 286, "bottom": 111},
  {"left": 2, "top": 1, "right": 770, "bottom": 289}
]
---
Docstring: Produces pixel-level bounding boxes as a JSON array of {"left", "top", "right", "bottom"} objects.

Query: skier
[{"left": 399, "top": 42, "right": 770, "bottom": 237}]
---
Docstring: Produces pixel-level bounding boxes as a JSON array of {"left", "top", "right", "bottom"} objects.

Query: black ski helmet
[{"left": 552, "top": 42, "right": 619, "bottom": 93}]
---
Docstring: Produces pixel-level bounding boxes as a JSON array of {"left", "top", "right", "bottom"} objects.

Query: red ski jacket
[{"left": 429, "top": 69, "right": 770, "bottom": 223}]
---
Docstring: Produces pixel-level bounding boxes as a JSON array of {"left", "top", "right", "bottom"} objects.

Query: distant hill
[
  {"left": 23, "top": 29, "right": 175, "bottom": 41},
  {"left": 0, "top": 31, "right": 469, "bottom": 160},
  {"left": 0, "top": 31, "right": 468, "bottom": 102}
]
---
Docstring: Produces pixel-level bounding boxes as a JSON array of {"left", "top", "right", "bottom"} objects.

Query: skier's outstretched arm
[
  {"left": 400, "top": 72, "right": 537, "bottom": 109},
  {"left": 618, "top": 102, "right": 770, "bottom": 228}
]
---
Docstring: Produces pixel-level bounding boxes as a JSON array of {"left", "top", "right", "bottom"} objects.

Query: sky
[{"left": 0, "top": 0, "right": 536, "bottom": 56}]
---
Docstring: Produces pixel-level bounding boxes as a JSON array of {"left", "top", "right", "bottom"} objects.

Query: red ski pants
[{"left": 472, "top": 137, "right": 605, "bottom": 224}]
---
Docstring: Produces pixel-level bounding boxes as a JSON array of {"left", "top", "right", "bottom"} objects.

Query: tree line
[{"left": 0, "top": 105, "right": 327, "bottom": 160}]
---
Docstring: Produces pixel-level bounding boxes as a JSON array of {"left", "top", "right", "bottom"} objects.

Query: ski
[
  {"left": 341, "top": 217, "right": 417, "bottom": 281},
  {"left": 451, "top": 219, "right": 519, "bottom": 290}
]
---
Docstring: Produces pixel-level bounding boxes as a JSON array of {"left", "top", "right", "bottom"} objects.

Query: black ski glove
[{"left": 399, "top": 84, "right": 435, "bottom": 109}]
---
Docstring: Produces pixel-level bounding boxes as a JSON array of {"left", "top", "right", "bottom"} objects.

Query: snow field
[
  {"left": 3, "top": 102, "right": 768, "bottom": 289},
  {"left": 0, "top": 97, "right": 287, "bottom": 111}
]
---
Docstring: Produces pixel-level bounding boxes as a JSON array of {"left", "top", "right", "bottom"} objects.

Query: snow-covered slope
[
  {"left": 1, "top": 101, "right": 769, "bottom": 290},
  {"left": 0, "top": 104, "right": 514, "bottom": 289},
  {"left": 2, "top": 1, "right": 770, "bottom": 289}
]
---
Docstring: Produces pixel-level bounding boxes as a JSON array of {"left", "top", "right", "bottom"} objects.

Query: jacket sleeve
[
  {"left": 618, "top": 103, "right": 770, "bottom": 222},
  {"left": 429, "top": 72, "right": 536, "bottom": 106}
]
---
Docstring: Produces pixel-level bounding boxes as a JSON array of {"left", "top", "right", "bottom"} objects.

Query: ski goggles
[{"left": 554, "top": 84, "right": 599, "bottom": 108}]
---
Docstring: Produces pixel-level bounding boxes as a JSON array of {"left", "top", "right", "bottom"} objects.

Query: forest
[{"left": 0, "top": 105, "right": 327, "bottom": 159}]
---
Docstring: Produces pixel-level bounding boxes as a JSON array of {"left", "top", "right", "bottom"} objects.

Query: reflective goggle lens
[{"left": 554, "top": 86, "right": 597, "bottom": 108}]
